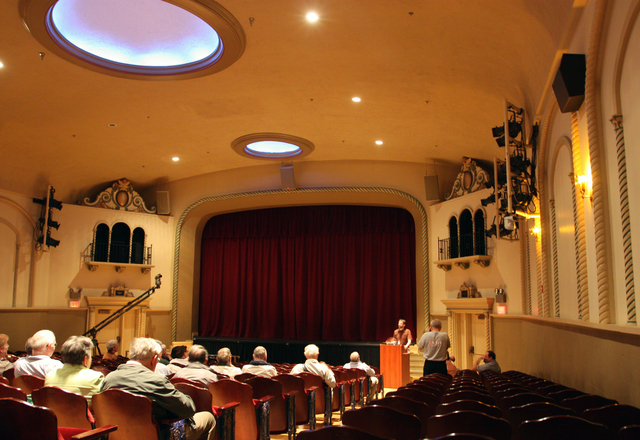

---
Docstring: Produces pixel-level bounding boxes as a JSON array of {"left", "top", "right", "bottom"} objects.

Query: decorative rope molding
[
  {"left": 524, "top": 221, "right": 532, "bottom": 315},
  {"left": 550, "top": 200, "right": 561, "bottom": 317},
  {"left": 485, "top": 311, "right": 491, "bottom": 351},
  {"left": 170, "top": 187, "right": 430, "bottom": 341},
  {"left": 570, "top": 112, "right": 589, "bottom": 321},
  {"left": 447, "top": 310, "right": 453, "bottom": 356},
  {"left": 586, "top": 0, "right": 611, "bottom": 324},
  {"left": 535, "top": 226, "right": 544, "bottom": 316},
  {"left": 611, "top": 115, "right": 636, "bottom": 324},
  {"left": 520, "top": 219, "right": 530, "bottom": 315}
]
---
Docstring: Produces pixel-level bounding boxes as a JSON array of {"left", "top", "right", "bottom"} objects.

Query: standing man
[
  {"left": 417, "top": 319, "right": 450, "bottom": 376},
  {"left": 13, "top": 330, "right": 63, "bottom": 378},
  {"left": 393, "top": 319, "right": 413, "bottom": 353}
]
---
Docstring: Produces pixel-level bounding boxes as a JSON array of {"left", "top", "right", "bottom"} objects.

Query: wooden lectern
[{"left": 379, "top": 344, "right": 410, "bottom": 389}]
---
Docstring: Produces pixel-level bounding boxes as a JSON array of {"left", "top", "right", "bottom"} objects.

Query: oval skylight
[
  {"left": 20, "top": 0, "right": 246, "bottom": 80},
  {"left": 232, "top": 133, "right": 315, "bottom": 160},
  {"left": 50, "top": 0, "right": 220, "bottom": 67}
]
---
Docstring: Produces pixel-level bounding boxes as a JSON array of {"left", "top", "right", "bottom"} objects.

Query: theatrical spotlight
[
  {"left": 486, "top": 224, "right": 497, "bottom": 238},
  {"left": 481, "top": 194, "right": 496, "bottom": 206},
  {"left": 492, "top": 121, "right": 522, "bottom": 147}
]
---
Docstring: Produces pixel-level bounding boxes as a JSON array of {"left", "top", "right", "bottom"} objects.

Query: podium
[{"left": 380, "top": 344, "right": 410, "bottom": 388}]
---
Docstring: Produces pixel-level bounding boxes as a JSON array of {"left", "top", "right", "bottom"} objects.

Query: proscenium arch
[{"left": 171, "top": 187, "right": 429, "bottom": 341}]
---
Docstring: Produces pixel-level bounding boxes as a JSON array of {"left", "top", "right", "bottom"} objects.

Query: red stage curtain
[{"left": 198, "top": 205, "right": 416, "bottom": 341}]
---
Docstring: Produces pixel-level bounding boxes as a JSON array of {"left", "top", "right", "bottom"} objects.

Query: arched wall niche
[{"left": 172, "top": 187, "right": 429, "bottom": 341}]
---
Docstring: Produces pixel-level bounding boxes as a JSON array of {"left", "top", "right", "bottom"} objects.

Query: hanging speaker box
[
  {"left": 156, "top": 191, "right": 171, "bottom": 215},
  {"left": 552, "top": 53, "right": 586, "bottom": 113},
  {"left": 424, "top": 175, "right": 440, "bottom": 201}
]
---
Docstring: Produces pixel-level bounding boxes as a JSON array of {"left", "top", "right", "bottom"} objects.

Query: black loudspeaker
[
  {"left": 156, "top": 191, "right": 171, "bottom": 215},
  {"left": 424, "top": 175, "right": 440, "bottom": 201},
  {"left": 552, "top": 53, "right": 586, "bottom": 113},
  {"left": 280, "top": 164, "right": 296, "bottom": 190}
]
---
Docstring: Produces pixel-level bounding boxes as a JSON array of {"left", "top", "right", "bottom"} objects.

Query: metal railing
[
  {"left": 438, "top": 233, "right": 488, "bottom": 260},
  {"left": 82, "top": 242, "right": 152, "bottom": 266}
]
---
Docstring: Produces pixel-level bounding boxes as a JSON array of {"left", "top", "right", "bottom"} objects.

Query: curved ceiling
[{"left": 0, "top": 0, "right": 577, "bottom": 201}]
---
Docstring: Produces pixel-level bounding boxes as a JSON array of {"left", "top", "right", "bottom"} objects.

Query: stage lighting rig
[{"left": 33, "top": 185, "right": 62, "bottom": 250}]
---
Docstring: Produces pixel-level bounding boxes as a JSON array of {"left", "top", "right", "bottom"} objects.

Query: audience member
[
  {"left": 168, "top": 345, "right": 190, "bottom": 374},
  {"left": 393, "top": 319, "right": 413, "bottom": 352},
  {"left": 0, "top": 333, "right": 16, "bottom": 375},
  {"left": 472, "top": 350, "right": 501, "bottom": 374},
  {"left": 446, "top": 354, "right": 460, "bottom": 377},
  {"left": 13, "top": 329, "right": 63, "bottom": 378},
  {"left": 343, "top": 351, "right": 378, "bottom": 395},
  {"left": 154, "top": 340, "right": 172, "bottom": 376},
  {"left": 45, "top": 335, "right": 104, "bottom": 401},
  {"left": 417, "top": 319, "right": 451, "bottom": 376},
  {"left": 159, "top": 343, "right": 170, "bottom": 365},
  {"left": 291, "top": 344, "right": 336, "bottom": 388},
  {"left": 173, "top": 345, "right": 218, "bottom": 386},
  {"left": 101, "top": 337, "right": 216, "bottom": 440},
  {"left": 102, "top": 339, "right": 119, "bottom": 361},
  {"left": 241, "top": 346, "right": 277, "bottom": 378},
  {"left": 211, "top": 347, "right": 242, "bottom": 379}
]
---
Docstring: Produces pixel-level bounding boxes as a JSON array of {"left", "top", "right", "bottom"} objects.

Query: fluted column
[
  {"left": 550, "top": 200, "right": 560, "bottom": 317},
  {"left": 521, "top": 220, "right": 532, "bottom": 315},
  {"left": 570, "top": 112, "right": 590, "bottom": 321},
  {"left": 611, "top": 115, "right": 636, "bottom": 324},
  {"left": 484, "top": 312, "right": 491, "bottom": 351},
  {"left": 585, "top": 0, "right": 611, "bottom": 323}
]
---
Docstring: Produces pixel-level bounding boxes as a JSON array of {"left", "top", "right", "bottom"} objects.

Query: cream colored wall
[{"left": 493, "top": 315, "right": 640, "bottom": 407}]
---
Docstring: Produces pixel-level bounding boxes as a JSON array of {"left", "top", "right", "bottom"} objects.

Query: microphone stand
[{"left": 84, "top": 274, "right": 162, "bottom": 356}]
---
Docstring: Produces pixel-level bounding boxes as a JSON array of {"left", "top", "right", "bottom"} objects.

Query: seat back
[
  {"left": 297, "top": 372, "right": 328, "bottom": 417},
  {"left": 517, "top": 415, "right": 612, "bottom": 440},
  {"left": 407, "top": 381, "right": 443, "bottom": 397},
  {"left": 582, "top": 404, "right": 640, "bottom": 434},
  {"left": 0, "top": 382, "right": 27, "bottom": 400},
  {"left": 368, "top": 395, "right": 432, "bottom": 437},
  {"left": 435, "top": 399, "right": 502, "bottom": 418},
  {"left": 170, "top": 377, "right": 206, "bottom": 388},
  {"left": 3, "top": 367, "right": 15, "bottom": 383},
  {"left": 297, "top": 425, "right": 390, "bottom": 440},
  {"left": 342, "top": 405, "right": 422, "bottom": 440},
  {"left": 427, "top": 410, "right": 512, "bottom": 440},
  {"left": 12, "top": 374, "right": 45, "bottom": 395},
  {"left": 246, "top": 376, "right": 288, "bottom": 433},
  {"left": 275, "top": 374, "right": 310, "bottom": 425},
  {"left": 498, "top": 392, "right": 554, "bottom": 411},
  {"left": 617, "top": 425, "right": 640, "bottom": 440},
  {"left": 440, "top": 390, "right": 495, "bottom": 406},
  {"left": 387, "top": 387, "right": 439, "bottom": 408},
  {"left": 0, "top": 397, "right": 59, "bottom": 440},
  {"left": 560, "top": 393, "right": 618, "bottom": 415},
  {"left": 92, "top": 388, "right": 159, "bottom": 440},
  {"left": 31, "top": 386, "right": 93, "bottom": 429},
  {"left": 547, "top": 388, "right": 585, "bottom": 403},
  {"left": 174, "top": 383, "right": 213, "bottom": 414},
  {"left": 234, "top": 373, "right": 256, "bottom": 383},
  {"left": 209, "top": 379, "right": 258, "bottom": 440},
  {"left": 506, "top": 401, "right": 575, "bottom": 427}
]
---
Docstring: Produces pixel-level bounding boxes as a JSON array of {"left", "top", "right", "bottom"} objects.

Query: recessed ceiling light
[
  {"left": 375, "top": 140, "right": 383, "bottom": 145},
  {"left": 352, "top": 97, "right": 361, "bottom": 102},
  {"left": 172, "top": 157, "right": 180, "bottom": 161},
  {"left": 108, "top": 123, "right": 117, "bottom": 127},
  {"left": 232, "top": 133, "right": 314, "bottom": 160},
  {"left": 0, "top": 61, "right": 4, "bottom": 68},
  {"left": 306, "top": 12, "right": 319, "bottom": 22}
]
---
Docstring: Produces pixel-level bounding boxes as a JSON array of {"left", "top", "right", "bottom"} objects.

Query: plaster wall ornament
[
  {"left": 83, "top": 178, "right": 156, "bottom": 214},
  {"left": 445, "top": 157, "right": 492, "bottom": 200}
]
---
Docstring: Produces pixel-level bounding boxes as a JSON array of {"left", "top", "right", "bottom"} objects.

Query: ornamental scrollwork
[
  {"left": 445, "top": 157, "right": 492, "bottom": 200},
  {"left": 83, "top": 178, "right": 156, "bottom": 214}
]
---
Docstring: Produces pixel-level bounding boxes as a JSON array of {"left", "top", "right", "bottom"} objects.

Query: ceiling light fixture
[
  {"left": 375, "top": 140, "right": 383, "bottom": 145},
  {"left": 352, "top": 97, "right": 361, "bottom": 102},
  {"left": 19, "top": 0, "right": 246, "bottom": 80},
  {"left": 232, "top": 133, "right": 314, "bottom": 160},
  {"left": 172, "top": 157, "right": 180, "bottom": 162},
  {"left": 306, "top": 12, "right": 319, "bottom": 22}
]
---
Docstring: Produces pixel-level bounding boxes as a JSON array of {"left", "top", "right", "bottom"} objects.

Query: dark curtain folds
[{"left": 199, "top": 205, "right": 416, "bottom": 341}]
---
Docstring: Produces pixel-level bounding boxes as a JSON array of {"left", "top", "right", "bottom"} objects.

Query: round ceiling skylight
[
  {"left": 232, "top": 133, "right": 315, "bottom": 160},
  {"left": 19, "top": 0, "right": 246, "bottom": 80}
]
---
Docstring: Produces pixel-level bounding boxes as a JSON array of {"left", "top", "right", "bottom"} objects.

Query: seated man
[
  {"left": 343, "top": 351, "right": 378, "bottom": 395},
  {"left": 153, "top": 340, "right": 172, "bottom": 376},
  {"left": 168, "top": 345, "right": 190, "bottom": 374},
  {"left": 0, "top": 333, "right": 16, "bottom": 375},
  {"left": 101, "top": 337, "right": 216, "bottom": 440},
  {"left": 472, "top": 350, "right": 501, "bottom": 374},
  {"left": 102, "top": 339, "right": 119, "bottom": 361},
  {"left": 241, "top": 346, "right": 277, "bottom": 378},
  {"left": 173, "top": 345, "right": 218, "bottom": 387},
  {"left": 291, "top": 344, "right": 336, "bottom": 388},
  {"left": 14, "top": 329, "right": 63, "bottom": 378},
  {"left": 45, "top": 335, "right": 104, "bottom": 401},
  {"left": 211, "top": 347, "right": 242, "bottom": 379}
]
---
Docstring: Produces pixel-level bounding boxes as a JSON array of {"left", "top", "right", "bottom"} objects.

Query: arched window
[
  {"left": 93, "top": 223, "right": 110, "bottom": 262},
  {"left": 474, "top": 210, "right": 486, "bottom": 256},
  {"left": 131, "top": 227, "right": 146, "bottom": 264},
  {"left": 459, "top": 209, "right": 473, "bottom": 257},
  {"left": 109, "top": 223, "right": 131, "bottom": 263},
  {"left": 449, "top": 216, "right": 459, "bottom": 259}
]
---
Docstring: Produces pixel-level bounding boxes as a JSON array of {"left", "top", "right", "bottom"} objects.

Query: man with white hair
[
  {"left": 291, "top": 344, "right": 336, "bottom": 388},
  {"left": 211, "top": 347, "right": 242, "bottom": 379},
  {"left": 13, "top": 329, "right": 63, "bottom": 378},
  {"left": 343, "top": 351, "right": 378, "bottom": 395},
  {"left": 241, "top": 346, "right": 277, "bottom": 378},
  {"left": 101, "top": 337, "right": 216, "bottom": 440}
]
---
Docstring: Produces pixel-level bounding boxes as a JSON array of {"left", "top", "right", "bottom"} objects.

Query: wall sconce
[
  {"left": 530, "top": 226, "right": 541, "bottom": 236},
  {"left": 575, "top": 174, "right": 591, "bottom": 199}
]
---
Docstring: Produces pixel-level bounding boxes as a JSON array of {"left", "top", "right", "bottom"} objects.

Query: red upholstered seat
[
  {"left": 0, "top": 382, "right": 27, "bottom": 401},
  {"left": 32, "top": 386, "right": 94, "bottom": 430},
  {"left": 12, "top": 374, "right": 45, "bottom": 395},
  {"left": 274, "top": 373, "right": 318, "bottom": 429},
  {"left": 246, "top": 376, "right": 297, "bottom": 437},
  {"left": 426, "top": 410, "right": 512, "bottom": 440},
  {"left": 368, "top": 395, "right": 433, "bottom": 438},
  {"left": 517, "top": 415, "right": 612, "bottom": 440},
  {"left": 297, "top": 425, "right": 391, "bottom": 440},
  {"left": 342, "top": 405, "right": 422, "bottom": 440}
]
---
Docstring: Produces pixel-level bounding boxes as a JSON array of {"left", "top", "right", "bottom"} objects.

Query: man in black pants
[{"left": 417, "top": 319, "right": 451, "bottom": 376}]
